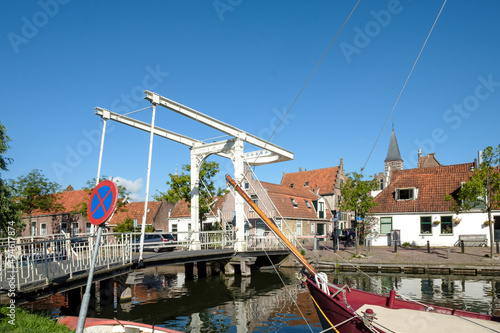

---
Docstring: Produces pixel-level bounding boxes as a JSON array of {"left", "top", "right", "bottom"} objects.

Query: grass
[{"left": 0, "top": 306, "right": 74, "bottom": 333}]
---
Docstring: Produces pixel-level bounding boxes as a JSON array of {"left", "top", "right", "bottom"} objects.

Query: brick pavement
[{"left": 283, "top": 244, "right": 500, "bottom": 268}]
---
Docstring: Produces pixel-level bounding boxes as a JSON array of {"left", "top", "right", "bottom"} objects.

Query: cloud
[{"left": 112, "top": 176, "right": 144, "bottom": 202}]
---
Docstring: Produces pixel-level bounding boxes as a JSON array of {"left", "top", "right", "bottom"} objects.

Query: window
[
  {"left": 441, "top": 216, "right": 453, "bottom": 234},
  {"left": 289, "top": 183, "right": 295, "bottom": 188},
  {"left": 171, "top": 224, "right": 178, "bottom": 240},
  {"left": 395, "top": 188, "right": 417, "bottom": 200},
  {"left": 188, "top": 223, "right": 192, "bottom": 231},
  {"left": 245, "top": 183, "right": 249, "bottom": 189},
  {"left": 296, "top": 220, "right": 302, "bottom": 236},
  {"left": 318, "top": 201, "right": 325, "bottom": 219},
  {"left": 40, "top": 223, "right": 47, "bottom": 236},
  {"left": 290, "top": 197, "right": 298, "bottom": 207},
  {"left": 72, "top": 222, "right": 79, "bottom": 236},
  {"left": 86, "top": 222, "right": 91, "bottom": 234},
  {"left": 31, "top": 221, "right": 37, "bottom": 236},
  {"left": 420, "top": 216, "right": 432, "bottom": 234},
  {"left": 275, "top": 219, "right": 282, "bottom": 230},
  {"left": 380, "top": 179, "right": 384, "bottom": 190},
  {"left": 304, "top": 200, "right": 311, "bottom": 208},
  {"left": 304, "top": 181, "right": 309, "bottom": 187},
  {"left": 251, "top": 195, "right": 258, "bottom": 206},
  {"left": 380, "top": 217, "right": 392, "bottom": 234},
  {"left": 337, "top": 195, "right": 342, "bottom": 205},
  {"left": 61, "top": 222, "right": 67, "bottom": 233}
]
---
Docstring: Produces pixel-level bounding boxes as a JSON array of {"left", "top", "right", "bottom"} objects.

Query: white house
[{"left": 369, "top": 161, "right": 500, "bottom": 247}]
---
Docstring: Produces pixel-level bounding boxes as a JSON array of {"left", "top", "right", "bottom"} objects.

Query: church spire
[{"left": 385, "top": 125, "right": 402, "bottom": 163}]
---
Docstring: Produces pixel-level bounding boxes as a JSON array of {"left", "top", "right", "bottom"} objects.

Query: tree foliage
[
  {"left": 113, "top": 217, "right": 154, "bottom": 233},
  {"left": 340, "top": 170, "right": 379, "bottom": 254},
  {"left": 340, "top": 170, "right": 379, "bottom": 219},
  {"left": 153, "top": 161, "right": 226, "bottom": 226},
  {"left": 0, "top": 122, "right": 22, "bottom": 235},
  {"left": 445, "top": 144, "right": 500, "bottom": 257},
  {"left": 10, "top": 169, "right": 62, "bottom": 235}
]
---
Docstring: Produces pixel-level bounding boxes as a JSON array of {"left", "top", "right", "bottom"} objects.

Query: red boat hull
[
  {"left": 58, "top": 316, "right": 182, "bottom": 332},
  {"left": 307, "top": 279, "right": 500, "bottom": 333}
]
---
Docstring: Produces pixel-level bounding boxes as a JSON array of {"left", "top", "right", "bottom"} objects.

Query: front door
[{"left": 317, "top": 223, "right": 325, "bottom": 236}]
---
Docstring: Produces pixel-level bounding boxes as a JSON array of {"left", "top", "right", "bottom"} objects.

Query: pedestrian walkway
[{"left": 282, "top": 243, "right": 500, "bottom": 271}]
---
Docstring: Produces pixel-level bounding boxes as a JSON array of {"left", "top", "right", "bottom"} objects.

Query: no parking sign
[{"left": 87, "top": 180, "right": 118, "bottom": 226}]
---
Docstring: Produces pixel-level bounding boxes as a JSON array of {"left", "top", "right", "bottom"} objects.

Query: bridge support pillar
[
  {"left": 224, "top": 262, "right": 235, "bottom": 276},
  {"left": 240, "top": 258, "right": 254, "bottom": 277},
  {"left": 185, "top": 262, "right": 194, "bottom": 280},
  {"left": 197, "top": 262, "right": 207, "bottom": 278},
  {"left": 211, "top": 261, "right": 221, "bottom": 276},
  {"left": 99, "top": 278, "right": 114, "bottom": 307}
]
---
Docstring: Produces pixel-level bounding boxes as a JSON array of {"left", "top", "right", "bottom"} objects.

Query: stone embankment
[{"left": 281, "top": 245, "right": 500, "bottom": 276}]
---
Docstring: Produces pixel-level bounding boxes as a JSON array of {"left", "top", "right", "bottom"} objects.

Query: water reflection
[
  {"left": 26, "top": 266, "right": 500, "bottom": 332},
  {"left": 329, "top": 273, "right": 500, "bottom": 316}
]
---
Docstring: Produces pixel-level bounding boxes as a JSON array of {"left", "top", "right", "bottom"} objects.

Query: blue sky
[{"left": 2, "top": 0, "right": 499, "bottom": 201}]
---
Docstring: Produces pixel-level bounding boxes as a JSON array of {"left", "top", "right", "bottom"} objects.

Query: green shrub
[{"left": 0, "top": 306, "right": 74, "bottom": 333}]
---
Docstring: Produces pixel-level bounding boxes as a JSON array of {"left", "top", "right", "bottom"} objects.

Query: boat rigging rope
[
  {"left": 248, "top": 0, "right": 361, "bottom": 166},
  {"left": 315, "top": 272, "right": 331, "bottom": 296},
  {"left": 361, "top": 0, "right": 448, "bottom": 172}
]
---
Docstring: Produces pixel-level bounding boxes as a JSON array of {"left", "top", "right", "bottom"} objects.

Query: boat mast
[{"left": 226, "top": 174, "right": 317, "bottom": 277}]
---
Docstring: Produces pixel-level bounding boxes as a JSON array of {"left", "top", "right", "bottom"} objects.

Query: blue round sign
[{"left": 87, "top": 180, "right": 118, "bottom": 225}]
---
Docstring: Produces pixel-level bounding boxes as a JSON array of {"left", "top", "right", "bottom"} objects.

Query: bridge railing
[
  {"left": 245, "top": 231, "right": 295, "bottom": 251},
  {"left": 0, "top": 232, "right": 134, "bottom": 291}
]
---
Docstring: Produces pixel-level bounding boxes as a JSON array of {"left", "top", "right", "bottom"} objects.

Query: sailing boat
[{"left": 226, "top": 174, "right": 500, "bottom": 333}]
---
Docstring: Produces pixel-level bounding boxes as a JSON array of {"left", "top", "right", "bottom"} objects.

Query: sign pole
[
  {"left": 76, "top": 225, "right": 103, "bottom": 333},
  {"left": 76, "top": 180, "right": 118, "bottom": 332}
]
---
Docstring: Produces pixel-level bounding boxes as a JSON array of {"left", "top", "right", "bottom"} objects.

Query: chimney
[
  {"left": 299, "top": 167, "right": 302, "bottom": 172},
  {"left": 418, "top": 149, "right": 422, "bottom": 159},
  {"left": 478, "top": 151, "right": 483, "bottom": 165}
]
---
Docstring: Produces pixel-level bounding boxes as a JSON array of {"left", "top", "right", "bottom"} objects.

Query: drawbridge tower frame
[{"left": 95, "top": 91, "right": 293, "bottom": 253}]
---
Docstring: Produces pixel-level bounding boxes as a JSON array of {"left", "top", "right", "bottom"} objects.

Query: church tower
[{"left": 384, "top": 124, "right": 403, "bottom": 185}]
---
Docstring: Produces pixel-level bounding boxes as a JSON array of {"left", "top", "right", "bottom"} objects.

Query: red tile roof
[
  {"left": 169, "top": 196, "right": 225, "bottom": 218},
  {"left": 371, "top": 162, "right": 474, "bottom": 214},
  {"left": 262, "top": 182, "right": 332, "bottom": 220},
  {"left": 281, "top": 167, "right": 339, "bottom": 195},
  {"left": 109, "top": 201, "right": 162, "bottom": 226},
  {"left": 29, "top": 190, "right": 90, "bottom": 217}
]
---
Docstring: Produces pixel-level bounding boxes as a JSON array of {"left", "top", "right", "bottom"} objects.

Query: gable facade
[
  {"left": 280, "top": 161, "right": 351, "bottom": 228},
  {"left": 222, "top": 168, "right": 334, "bottom": 247}
]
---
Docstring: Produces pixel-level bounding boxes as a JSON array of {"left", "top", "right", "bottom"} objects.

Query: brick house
[
  {"left": 369, "top": 161, "right": 500, "bottom": 246},
  {"left": 22, "top": 189, "right": 175, "bottom": 237},
  {"left": 280, "top": 160, "right": 351, "bottom": 228},
  {"left": 21, "top": 189, "right": 90, "bottom": 237},
  {"left": 222, "top": 168, "right": 333, "bottom": 243}
]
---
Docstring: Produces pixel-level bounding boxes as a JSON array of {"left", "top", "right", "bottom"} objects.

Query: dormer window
[
  {"left": 304, "top": 181, "right": 309, "bottom": 187},
  {"left": 304, "top": 200, "right": 311, "bottom": 208},
  {"left": 395, "top": 188, "right": 418, "bottom": 201},
  {"left": 290, "top": 197, "right": 298, "bottom": 207}
]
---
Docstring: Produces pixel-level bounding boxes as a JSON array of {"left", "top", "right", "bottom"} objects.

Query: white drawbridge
[{"left": 94, "top": 91, "right": 293, "bottom": 256}]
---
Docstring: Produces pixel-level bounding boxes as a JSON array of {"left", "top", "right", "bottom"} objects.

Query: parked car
[
  {"left": 70, "top": 237, "right": 89, "bottom": 247},
  {"left": 133, "top": 233, "right": 176, "bottom": 252}
]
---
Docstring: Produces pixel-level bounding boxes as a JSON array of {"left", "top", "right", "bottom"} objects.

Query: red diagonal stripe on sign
[{"left": 91, "top": 187, "right": 113, "bottom": 217}]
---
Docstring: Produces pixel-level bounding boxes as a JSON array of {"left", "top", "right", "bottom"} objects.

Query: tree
[
  {"left": 340, "top": 170, "right": 379, "bottom": 255},
  {"left": 0, "top": 121, "right": 22, "bottom": 235},
  {"left": 445, "top": 145, "right": 500, "bottom": 258},
  {"left": 153, "top": 161, "right": 226, "bottom": 228},
  {"left": 113, "top": 217, "right": 154, "bottom": 233},
  {"left": 10, "top": 169, "right": 62, "bottom": 235}
]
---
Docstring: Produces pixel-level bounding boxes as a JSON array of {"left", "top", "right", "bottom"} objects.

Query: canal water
[{"left": 27, "top": 266, "right": 500, "bottom": 332}]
